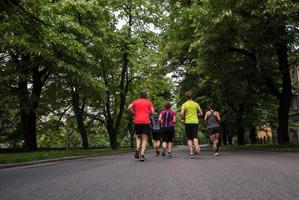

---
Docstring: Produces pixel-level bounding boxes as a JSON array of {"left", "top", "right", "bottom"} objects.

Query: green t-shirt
[{"left": 182, "top": 100, "right": 201, "bottom": 124}]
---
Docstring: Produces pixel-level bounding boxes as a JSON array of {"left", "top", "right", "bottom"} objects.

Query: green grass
[
  {"left": 0, "top": 148, "right": 131, "bottom": 164},
  {"left": 221, "top": 144, "right": 299, "bottom": 151}
]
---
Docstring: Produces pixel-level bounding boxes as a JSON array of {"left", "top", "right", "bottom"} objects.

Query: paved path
[{"left": 1, "top": 147, "right": 299, "bottom": 200}]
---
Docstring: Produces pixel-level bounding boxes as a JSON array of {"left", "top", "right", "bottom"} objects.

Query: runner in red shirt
[{"left": 128, "top": 90, "right": 155, "bottom": 162}]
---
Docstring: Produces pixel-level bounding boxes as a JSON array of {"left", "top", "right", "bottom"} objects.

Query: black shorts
[
  {"left": 152, "top": 129, "right": 161, "bottom": 141},
  {"left": 134, "top": 124, "right": 151, "bottom": 136},
  {"left": 185, "top": 124, "right": 198, "bottom": 140},
  {"left": 208, "top": 126, "right": 221, "bottom": 135},
  {"left": 161, "top": 127, "right": 175, "bottom": 143}
]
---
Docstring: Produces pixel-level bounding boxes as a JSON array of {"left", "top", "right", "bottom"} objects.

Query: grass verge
[
  {"left": 0, "top": 148, "right": 131, "bottom": 164},
  {"left": 221, "top": 144, "right": 299, "bottom": 152}
]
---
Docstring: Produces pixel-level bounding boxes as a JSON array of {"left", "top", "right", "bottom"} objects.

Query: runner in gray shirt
[{"left": 204, "top": 104, "right": 221, "bottom": 156}]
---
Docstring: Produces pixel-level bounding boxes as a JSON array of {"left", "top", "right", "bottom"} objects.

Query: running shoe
[
  {"left": 190, "top": 153, "right": 194, "bottom": 159},
  {"left": 214, "top": 152, "right": 219, "bottom": 157},
  {"left": 167, "top": 152, "right": 172, "bottom": 158},
  {"left": 140, "top": 154, "right": 145, "bottom": 162},
  {"left": 162, "top": 148, "right": 166, "bottom": 157},
  {"left": 134, "top": 149, "right": 140, "bottom": 159}
]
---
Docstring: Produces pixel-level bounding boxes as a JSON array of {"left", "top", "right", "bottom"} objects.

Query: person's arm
[
  {"left": 151, "top": 108, "right": 155, "bottom": 115},
  {"left": 149, "top": 102, "right": 155, "bottom": 115},
  {"left": 204, "top": 111, "right": 210, "bottom": 123},
  {"left": 150, "top": 116, "right": 154, "bottom": 127},
  {"left": 180, "top": 106, "right": 185, "bottom": 118},
  {"left": 127, "top": 103, "right": 134, "bottom": 114},
  {"left": 216, "top": 111, "right": 221, "bottom": 122},
  {"left": 159, "top": 113, "right": 163, "bottom": 124},
  {"left": 173, "top": 114, "right": 176, "bottom": 124},
  {"left": 197, "top": 106, "right": 203, "bottom": 117}
]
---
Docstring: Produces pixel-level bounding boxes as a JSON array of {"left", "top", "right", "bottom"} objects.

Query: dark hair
[
  {"left": 165, "top": 102, "right": 171, "bottom": 109},
  {"left": 185, "top": 91, "right": 192, "bottom": 99},
  {"left": 139, "top": 90, "right": 147, "bottom": 98},
  {"left": 208, "top": 103, "right": 216, "bottom": 110}
]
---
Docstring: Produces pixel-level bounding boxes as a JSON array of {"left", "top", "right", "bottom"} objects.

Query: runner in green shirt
[{"left": 181, "top": 91, "right": 203, "bottom": 159}]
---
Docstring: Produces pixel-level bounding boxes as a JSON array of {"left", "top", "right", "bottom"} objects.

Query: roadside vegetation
[
  {"left": 0, "top": 148, "right": 130, "bottom": 164},
  {"left": 1, "top": 1, "right": 298, "bottom": 154}
]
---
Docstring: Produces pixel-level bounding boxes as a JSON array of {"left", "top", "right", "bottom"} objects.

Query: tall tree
[
  {"left": 0, "top": 0, "right": 107, "bottom": 150},
  {"left": 162, "top": 0, "right": 298, "bottom": 144}
]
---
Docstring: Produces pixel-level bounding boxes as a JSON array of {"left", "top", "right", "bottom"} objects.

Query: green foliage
[
  {"left": 162, "top": 0, "right": 298, "bottom": 144},
  {"left": 2, "top": 0, "right": 297, "bottom": 149}
]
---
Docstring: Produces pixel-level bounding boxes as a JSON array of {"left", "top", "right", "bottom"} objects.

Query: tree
[
  {"left": 94, "top": 0, "right": 166, "bottom": 149},
  {"left": 196, "top": 0, "right": 298, "bottom": 144},
  {"left": 162, "top": 0, "right": 298, "bottom": 144},
  {"left": 0, "top": 0, "right": 107, "bottom": 150}
]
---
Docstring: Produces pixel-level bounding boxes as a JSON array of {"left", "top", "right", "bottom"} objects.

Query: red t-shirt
[{"left": 131, "top": 98, "right": 154, "bottom": 124}]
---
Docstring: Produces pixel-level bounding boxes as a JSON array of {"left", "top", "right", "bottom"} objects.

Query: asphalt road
[{"left": 1, "top": 147, "right": 299, "bottom": 200}]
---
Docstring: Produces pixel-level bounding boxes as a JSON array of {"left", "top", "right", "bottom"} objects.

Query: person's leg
[
  {"left": 156, "top": 139, "right": 161, "bottom": 152},
  {"left": 214, "top": 133, "right": 220, "bottom": 153},
  {"left": 162, "top": 141, "right": 167, "bottom": 157},
  {"left": 187, "top": 139, "right": 193, "bottom": 155},
  {"left": 140, "top": 134, "right": 148, "bottom": 156},
  {"left": 135, "top": 134, "right": 142, "bottom": 158},
  {"left": 167, "top": 127, "right": 174, "bottom": 155},
  {"left": 154, "top": 140, "right": 159, "bottom": 155},
  {"left": 139, "top": 133, "right": 148, "bottom": 162},
  {"left": 185, "top": 124, "right": 194, "bottom": 156},
  {"left": 160, "top": 128, "right": 167, "bottom": 157},
  {"left": 209, "top": 135, "right": 213, "bottom": 145},
  {"left": 167, "top": 142, "right": 173, "bottom": 154},
  {"left": 193, "top": 138, "right": 201, "bottom": 155},
  {"left": 136, "top": 134, "right": 141, "bottom": 150},
  {"left": 152, "top": 131, "right": 159, "bottom": 154},
  {"left": 192, "top": 125, "right": 200, "bottom": 155},
  {"left": 211, "top": 133, "right": 217, "bottom": 152}
]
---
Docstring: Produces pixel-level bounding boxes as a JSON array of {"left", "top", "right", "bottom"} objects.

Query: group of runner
[{"left": 127, "top": 90, "right": 221, "bottom": 162}]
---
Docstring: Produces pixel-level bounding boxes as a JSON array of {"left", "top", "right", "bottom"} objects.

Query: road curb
[
  {"left": 220, "top": 148, "right": 299, "bottom": 153},
  {"left": 0, "top": 156, "right": 88, "bottom": 169},
  {"left": 0, "top": 150, "right": 134, "bottom": 170}
]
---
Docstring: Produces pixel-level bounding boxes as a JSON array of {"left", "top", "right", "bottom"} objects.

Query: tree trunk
[
  {"left": 228, "top": 23, "right": 292, "bottom": 145},
  {"left": 277, "top": 98, "right": 290, "bottom": 144},
  {"left": 103, "top": 87, "right": 118, "bottom": 150},
  {"left": 108, "top": 129, "right": 118, "bottom": 150},
  {"left": 128, "top": 117, "right": 134, "bottom": 149},
  {"left": 71, "top": 86, "right": 89, "bottom": 149},
  {"left": 222, "top": 120, "right": 233, "bottom": 145},
  {"left": 111, "top": 8, "right": 132, "bottom": 148},
  {"left": 102, "top": 5, "right": 133, "bottom": 149},
  {"left": 21, "top": 109, "right": 38, "bottom": 151},
  {"left": 106, "top": 113, "right": 117, "bottom": 149},
  {"left": 249, "top": 127, "right": 257, "bottom": 144},
  {"left": 236, "top": 104, "right": 245, "bottom": 145},
  {"left": 18, "top": 66, "right": 45, "bottom": 151},
  {"left": 275, "top": 36, "right": 291, "bottom": 144}
]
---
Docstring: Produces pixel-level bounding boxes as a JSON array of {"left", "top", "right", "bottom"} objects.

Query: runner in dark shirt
[
  {"left": 159, "top": 102, "right": 176, "bottom": 158},
  {"left": 150, "top": 111, "right": 161, "bottom": 156},
  {"left": 204, "top": 104, "right": 221, "bottom": 156}
]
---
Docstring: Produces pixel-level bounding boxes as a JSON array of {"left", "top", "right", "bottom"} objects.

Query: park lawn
[
  {"left": 222, "top": 144, "right": 299, "bottom": 151},
  {"left": 0, "top": 148, "right": 131, "bottom": 164}
]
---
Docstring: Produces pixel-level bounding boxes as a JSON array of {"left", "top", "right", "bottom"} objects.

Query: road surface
[{"left": 1, "top": 147, "right": 299, "bottom": 200}]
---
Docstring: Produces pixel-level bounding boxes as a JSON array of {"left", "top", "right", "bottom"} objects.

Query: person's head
[
  {"left": 185, "top": 91, "right": 192, "bottom": 100},
  {"left": 139, "top": 90, "right": 147, "bottom": 98},
  {"left": 207, "top": 103, "right": 216, "bottom": 110},
  {"left": 165, "top": 102, "right": 171, "bottom": 109}
]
